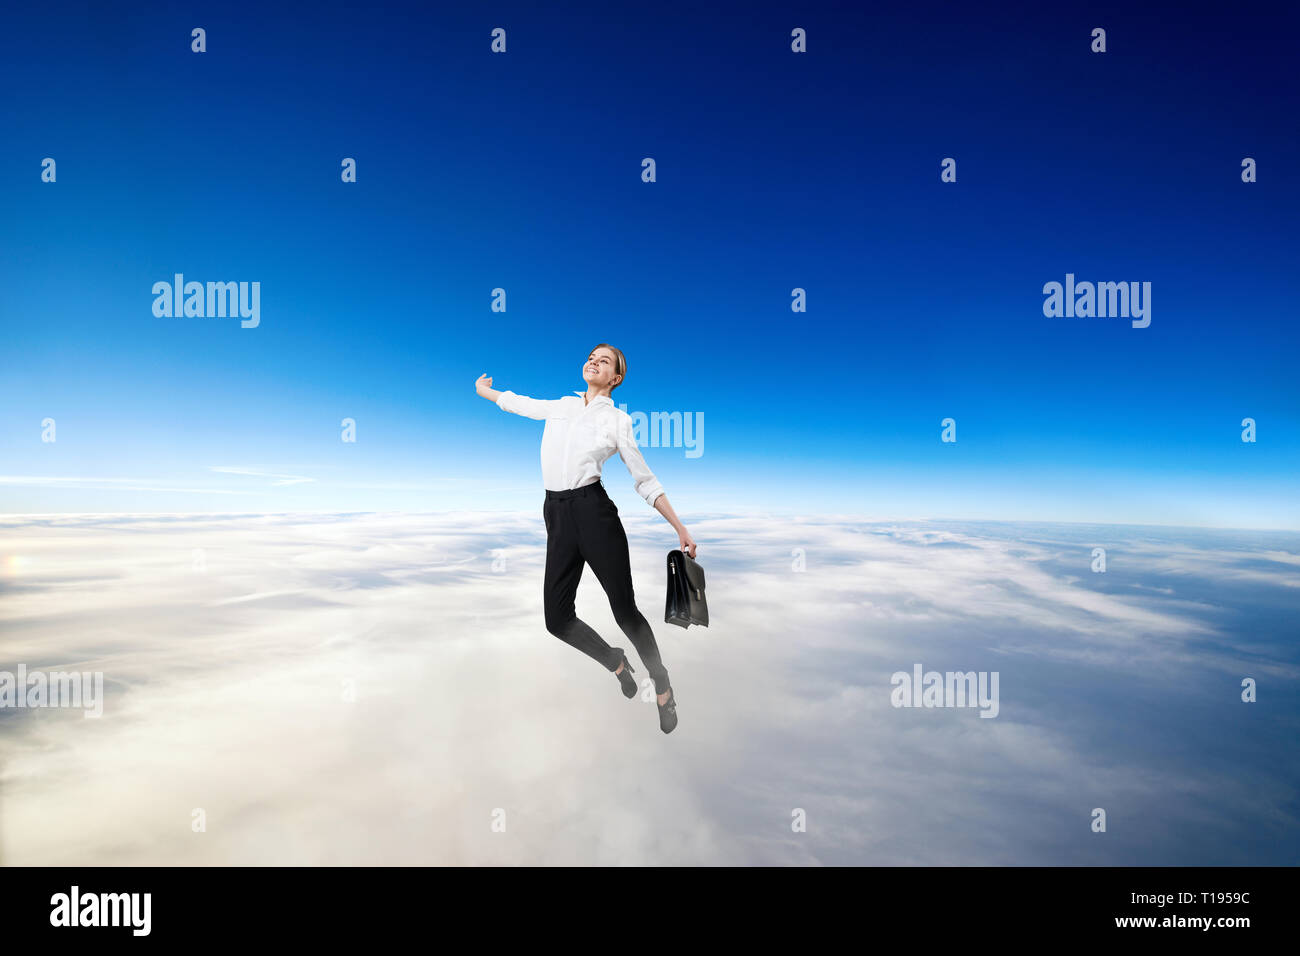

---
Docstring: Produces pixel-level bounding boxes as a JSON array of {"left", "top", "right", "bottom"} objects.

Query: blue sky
[{"left": 1, "top": 0, "right": 1297, "bottom": 527}]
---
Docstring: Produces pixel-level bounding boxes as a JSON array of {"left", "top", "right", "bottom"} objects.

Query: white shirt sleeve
[
  {"left": 496, "top": 390, "right": 565, "bottom": 420},
  {"left": 616, "top": 413, "right": 665, "bottom": 507}
]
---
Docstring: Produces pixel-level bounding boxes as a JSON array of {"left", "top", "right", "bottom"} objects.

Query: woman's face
[{"left": 583, "top": 348, "right": 622, "bottom": 390}]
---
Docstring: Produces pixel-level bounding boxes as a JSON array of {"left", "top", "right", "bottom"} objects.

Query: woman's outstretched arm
[
  {"left": 653, "top": 495, "right": 697, "bottom": 558},
  {"left": 614, "top": 412, "right": 697, "bottom": 557},
  {"left": 615, "top": 413, "right": 666, "bottom": 507},
  {"left": 476, "top": 373, "right": 564, "bottom": 420}
]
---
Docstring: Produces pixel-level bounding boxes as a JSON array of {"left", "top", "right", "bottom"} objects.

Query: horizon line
[{"left": 1, "top": 510, "right": 1297, "bottom": 535}]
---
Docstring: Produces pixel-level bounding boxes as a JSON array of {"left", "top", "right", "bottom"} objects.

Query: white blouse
[{"left": 496, "top": 390, "right": 665, "bottom": 507}]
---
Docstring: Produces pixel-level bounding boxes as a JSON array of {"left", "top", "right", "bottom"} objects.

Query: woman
[{"left": 475, "top": 344, "right": 696, "bottom": 734}]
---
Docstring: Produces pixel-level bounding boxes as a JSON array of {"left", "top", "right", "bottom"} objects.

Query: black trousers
[{"left": 542, "top": 479, "right": 671, "bottom": 695}]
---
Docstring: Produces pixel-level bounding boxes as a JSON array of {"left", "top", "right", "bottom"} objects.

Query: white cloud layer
[{"left": 0, "top": 512, "right": 1296, "bottom": 864}]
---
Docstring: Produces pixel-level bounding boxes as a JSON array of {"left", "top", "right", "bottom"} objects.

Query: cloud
[
  {"left": 208, "top": 467, "right": 316, "bottom": 486},
  {"left": 0, "top": 475, "right": 250, "bottom": 494},
  {"left": 0, "top": 513, "right": 1295, "bottom": 864}
]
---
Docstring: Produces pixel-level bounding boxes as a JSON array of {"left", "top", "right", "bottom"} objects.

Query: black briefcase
[{"left": 665, "top": 548, "right": 709, "bottom": 628}]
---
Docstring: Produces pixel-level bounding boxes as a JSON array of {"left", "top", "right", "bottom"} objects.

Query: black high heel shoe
[
  {"left": 614, "top": 653, "right": 637, "bottom": 699},
  {"left": 657, "top": 686, "right": 678, "bottom": 734}
]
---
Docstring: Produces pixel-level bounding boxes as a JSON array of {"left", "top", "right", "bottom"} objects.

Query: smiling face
[{"left": 583, "top": 346, "right": 624, "bottom": 392}]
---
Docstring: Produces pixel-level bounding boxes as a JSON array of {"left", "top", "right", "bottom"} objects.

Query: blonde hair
[{"left": 592, "top": 343, "right": 627, "bottom": 391}]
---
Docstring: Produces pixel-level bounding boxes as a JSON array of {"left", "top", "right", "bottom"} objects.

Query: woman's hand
[
  {"left": 476, "top": 374, "right": 502, "bottom": 403},
  {"left": 678, "top": 530, "right": 697, "bottom": 559}
]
